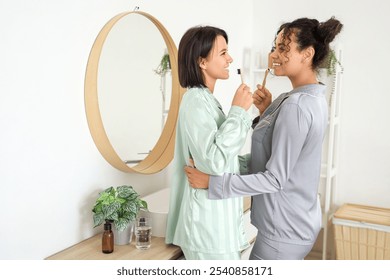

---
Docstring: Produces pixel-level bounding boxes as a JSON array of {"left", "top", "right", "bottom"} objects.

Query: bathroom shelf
[{"left": 319, "top": 47, "right": 343, "bottom": 260}]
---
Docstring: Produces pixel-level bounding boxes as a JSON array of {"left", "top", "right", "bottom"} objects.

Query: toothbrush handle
[{"left": 261, "top": 69, "right": 269, "bottom": 88}]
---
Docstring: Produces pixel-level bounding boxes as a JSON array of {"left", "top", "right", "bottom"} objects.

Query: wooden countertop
[
  {"left": 46, "top": 236, "right": 182, "bottom": 260},
  {"left": 46, "top": 197, "right": 251, "bottom": 260}
]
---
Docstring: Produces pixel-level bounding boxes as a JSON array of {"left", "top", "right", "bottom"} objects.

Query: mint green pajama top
[{"left": 165, "top": 87, "right": 252, "bottom": 254}]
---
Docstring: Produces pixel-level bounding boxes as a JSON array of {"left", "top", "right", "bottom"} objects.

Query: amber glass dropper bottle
[{"left": 102, "top": 220, "right": 114, "bottom": 254}]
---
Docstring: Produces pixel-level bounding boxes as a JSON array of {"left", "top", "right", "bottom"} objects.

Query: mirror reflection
[
  {"left": 98, "top": 13, "right": 171, "bottom": 164},
  {"left": 85, "top": 11, "right": 183, "bottom": 174}
]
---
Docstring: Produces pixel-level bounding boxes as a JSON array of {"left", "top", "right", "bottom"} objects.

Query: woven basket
[{"left": 333, "top": 203, "right": 390, "bottom": 260}]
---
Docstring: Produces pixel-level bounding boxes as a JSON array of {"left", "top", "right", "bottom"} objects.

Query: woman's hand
[
  {"left": 184, "top": 160, "right": 210, "bottom": 189},
  {"left": 253, "top": 84, "right": 272, "bottom": 115},
  {"left": 231, "top": 83, "right": 253, "bottom": 111}
]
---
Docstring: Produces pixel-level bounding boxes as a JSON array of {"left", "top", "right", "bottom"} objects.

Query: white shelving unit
[
  {"left": 160, "top": 69, "right": 172, "bottom": 129},
  {"left": 319, "top": 47, "right": 343, "bottom": 259},
  {"left": 250, "top": 48, "right": 343, "bottom": 260}
]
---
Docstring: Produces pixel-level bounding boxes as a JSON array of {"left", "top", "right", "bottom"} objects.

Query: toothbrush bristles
[{"left": 237, "top": 68, "right": 244, "bottom": 83}]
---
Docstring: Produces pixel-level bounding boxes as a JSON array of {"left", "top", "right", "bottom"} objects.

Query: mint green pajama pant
[{"left": 182, "top": 248, "right": 241, "bottom": 260}]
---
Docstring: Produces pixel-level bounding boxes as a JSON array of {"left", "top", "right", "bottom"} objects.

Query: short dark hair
[{"left": 178, "top": 26, "right": 228, "bottom": 88}]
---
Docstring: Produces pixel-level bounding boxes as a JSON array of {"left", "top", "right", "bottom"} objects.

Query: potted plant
[
  {"left": 154, "top": 53, "right": 171, "bottom": 76},
  {"left": 321, "top": 49, "right": 343, "bottom": 75},
  {"left": 92, "top": 185, "right": 148, "bottom": 244}
]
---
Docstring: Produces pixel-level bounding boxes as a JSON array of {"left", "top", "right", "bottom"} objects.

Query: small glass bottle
[
  {"left": 135, "top": 217, "right": 152, "bottom": 250},
  {"left": 102, "top": 221, "right": 114, "bottom": 254}
]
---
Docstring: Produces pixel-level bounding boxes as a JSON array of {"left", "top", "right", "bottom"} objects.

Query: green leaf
[
  {"left": 103, "top": 201, "right": 121, "bottom": 217},
  {"left": 93, "top": 213, "right": 104, "bottom": 228},
  {"left": 116, "top": 197, "right": 126, "bottom": 204},
  {"left": 96, "top": 192, "right": 109, "bottom": 202},
  {"left": 92, "top": 203, "right": 102, "bottom": 214},
  {"left": 122, "top": 212, "right": 136, "bottom": 222},
  {"left": 105, "top": 186, "right": 115, "bottom": 195},
  {"left": 138, "top": 200, "right": 148, "bottom": 210},
  {"left": 97, "top": 189, "right": 116, "bottom": 205},
  {"left": 106, "top": 212, "right": 118, "bottom": 222},
  {"left": 128, "top": 212, "right": 136, "bottom": 222},
  {"left": 123, "top": 200, "right": 137, "bottom": 213},
  {"left": 115, "top": 218, "right": 131, "bottom": 232},
  {"left": 128, "top": 192, "right": 139, "bottom": 200},
  {"left": 117, "top": 185, "right": 134, "bottom": 198}
]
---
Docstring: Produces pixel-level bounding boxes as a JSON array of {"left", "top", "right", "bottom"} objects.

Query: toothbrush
[
  {"left": 237, "top": 68, "right": 244, "bottom": 83},
  {"left": 261, "top": 68, "right": 270, "bottom": 88}
]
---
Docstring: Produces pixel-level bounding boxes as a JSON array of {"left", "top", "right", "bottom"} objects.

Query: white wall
[
  {"left": 1, "top": 0, "right": 389, "bottom": 260},
  {"left": 252, "top": 0, "right": 390, "bottom": 209},
  {"left": 0, "top": 0, "right": 253, "bottom": 259}
]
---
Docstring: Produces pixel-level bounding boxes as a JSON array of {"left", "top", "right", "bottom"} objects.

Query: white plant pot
[{"left": 113, "top": 222, "right": 134, "bottom": 245}]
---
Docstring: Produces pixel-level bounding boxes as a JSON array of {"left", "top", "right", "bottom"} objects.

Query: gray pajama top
[{"left": 209, "top": 83, "right": 328, "bottom": 245}]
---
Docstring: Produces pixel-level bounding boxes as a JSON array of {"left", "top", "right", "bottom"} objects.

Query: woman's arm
[
  {"left": 186, "top": 102, "right": 310, "bottom": 198},
  {"left": 184, "top": 97, "right": 252, "bottom": 175},
  {"left": 238, "top": 154, "right": 251, "bottom": 175}
]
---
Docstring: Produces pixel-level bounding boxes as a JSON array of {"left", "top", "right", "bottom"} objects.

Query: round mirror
[{"left": 85, "top": 11, "right": 184, "bottom": 173}]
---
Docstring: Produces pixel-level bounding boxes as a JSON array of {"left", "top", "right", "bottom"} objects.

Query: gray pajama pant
[{"left": 249, "top": 233, "right": 314, "bottom": 260}]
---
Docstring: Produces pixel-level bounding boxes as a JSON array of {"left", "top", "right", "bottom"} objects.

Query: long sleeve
[
  {"left": 238, "top": 154, "right": 251, "bottom": 175},
  {"left": 209, "top": 102, "right": 310, "bottom": 198},
  {"left": 183, "top": 94, "right": 252, "bottom": 175},
  {"left": 166, "top": 87, "right": 252, "bottom": 253},
  {"left": 207, "top": 84, "right": 327, "bottom": 245}
]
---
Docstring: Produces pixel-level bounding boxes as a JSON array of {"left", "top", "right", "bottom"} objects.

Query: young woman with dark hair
[
  {"left": 185, "top": 17, "right": 343, "bottom": 260},
  {"left": 165, "top": 26, "right": 255, "bottom": 260}
]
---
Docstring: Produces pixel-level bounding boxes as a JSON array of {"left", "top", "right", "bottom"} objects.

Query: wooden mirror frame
[{"left": 84, "top": 11, "right": 184, "bottom": 173}]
